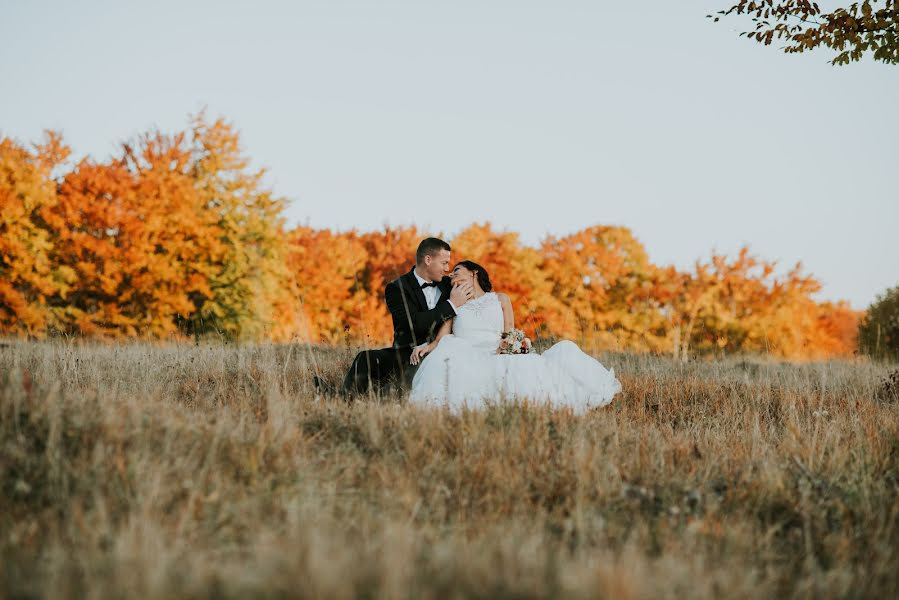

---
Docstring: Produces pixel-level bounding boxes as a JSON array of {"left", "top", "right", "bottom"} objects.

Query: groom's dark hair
[{"left": 416, "top": 237, "right": 451, "bottom": 264}]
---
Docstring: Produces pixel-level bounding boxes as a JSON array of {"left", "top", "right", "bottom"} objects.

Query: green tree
[
  {"left": 859, "top": 285, "right": 899, "bottom": 359},
  {"left": 182, "top": 108, "right": 295, "bottom": 341},
  {"left": 710, "top": 1, "right": 899, "bottom": 65}
]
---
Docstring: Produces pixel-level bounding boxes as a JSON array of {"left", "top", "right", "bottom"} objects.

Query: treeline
[{"left": 1, "top": 112, "right": 859, "bottom": 359}]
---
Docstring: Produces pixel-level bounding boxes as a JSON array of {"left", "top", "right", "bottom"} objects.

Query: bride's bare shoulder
[{"left": 495, "top": 292, "right": 512, "bottom": 306}]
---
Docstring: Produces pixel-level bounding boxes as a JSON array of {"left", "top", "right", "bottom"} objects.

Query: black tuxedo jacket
[{"left": 386, "top": 268, "right": 455, "bottom": 350}]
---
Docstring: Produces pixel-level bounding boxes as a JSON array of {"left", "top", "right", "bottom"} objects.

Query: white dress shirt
[{"left": 413, "top": 268, "right": 458, "bottom": 313}]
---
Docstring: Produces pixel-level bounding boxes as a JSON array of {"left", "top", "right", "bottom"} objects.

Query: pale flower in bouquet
[{"left": 499, "top": 329, "right": 531, "bottom": 355}]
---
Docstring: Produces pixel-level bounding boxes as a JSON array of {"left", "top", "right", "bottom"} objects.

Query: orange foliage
[
  {"left": 539, "top": 226, "right": 668, "bottom": 352},
  {"left": 45, "top": 132, "right": 220, "bottom": 337},
  {"left": 0, "top": 117, "right": 862, "bottom": 359},
  {"left": 353, "top": 226, "right": 425, "bottom": 344},
  {"left": 287, "top": 226, "right": 366, "bottom": 344},
  {"left": 452, "top": 223, "right": 556, "bottom": 335}
]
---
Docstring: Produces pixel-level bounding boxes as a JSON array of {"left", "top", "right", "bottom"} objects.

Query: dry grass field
[{"left": 1, "top": 340, "right": 897, "bottom": 599}]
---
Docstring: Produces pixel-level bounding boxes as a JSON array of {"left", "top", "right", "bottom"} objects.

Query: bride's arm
[
  {"left": 410, "top": 318, "right": 453, "bottom": 365},
  {"left": 432, "top": 318, "right": 453, "bottom": 346},
  {"left": 496, "top": 293, "right": 515, "bottom": 354},
  {"left": 498, "top": 293, "right": 514, "bottom": 332}
]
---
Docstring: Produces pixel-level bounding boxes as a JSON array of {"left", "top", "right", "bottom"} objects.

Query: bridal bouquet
[{"left": 499, "top": 329, "right": 532, "bottom": 355}]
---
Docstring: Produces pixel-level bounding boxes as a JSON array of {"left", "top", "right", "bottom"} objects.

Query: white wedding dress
[{"left": 408, "top": 292, "right": 622, "bottom": 414}]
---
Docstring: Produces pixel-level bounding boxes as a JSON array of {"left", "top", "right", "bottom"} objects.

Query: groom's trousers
[{"left": 342, "top": 346, "right": 418, "bottom": 395}]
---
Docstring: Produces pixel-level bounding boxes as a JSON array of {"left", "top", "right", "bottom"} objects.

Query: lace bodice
[{"left": 452, "top": 292, "right": 504, "bottom": 353}]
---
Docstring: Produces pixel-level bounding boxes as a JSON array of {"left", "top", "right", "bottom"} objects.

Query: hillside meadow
[{"left": 1, "top": 340, "right": 897, "bottom": 599}]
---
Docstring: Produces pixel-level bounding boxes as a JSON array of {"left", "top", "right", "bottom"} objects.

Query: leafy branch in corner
[{"left": 709, "top": 0, "right": 899, "bottom": 65}]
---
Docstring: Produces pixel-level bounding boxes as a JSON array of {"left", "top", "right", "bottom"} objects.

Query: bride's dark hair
[{"left": 456, "top": 260, "right": 492, "bottom": 293}]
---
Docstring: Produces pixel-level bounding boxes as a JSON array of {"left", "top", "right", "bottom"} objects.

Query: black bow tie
[{"left": 420, "top": 280, "right": 440, "bottom": 289}]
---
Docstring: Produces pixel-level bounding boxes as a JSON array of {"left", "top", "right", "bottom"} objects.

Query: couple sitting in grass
[{"left": 341, "top": 237, "right": 621, "bottom": 413}]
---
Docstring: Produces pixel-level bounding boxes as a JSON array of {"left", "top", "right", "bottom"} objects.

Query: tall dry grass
[{"left": 1, "top": 340, "right": 897, "bottom": 599}]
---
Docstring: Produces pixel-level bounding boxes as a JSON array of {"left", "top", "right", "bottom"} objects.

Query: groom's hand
[{"left": 450, "top": 281, "right": 473, "bottom": 307}]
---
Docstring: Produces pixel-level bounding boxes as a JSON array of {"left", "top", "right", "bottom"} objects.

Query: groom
[{"left": 342, "top": 237, "right": 474, "bottom": 395}]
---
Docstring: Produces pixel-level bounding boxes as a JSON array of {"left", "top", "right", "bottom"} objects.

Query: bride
[{"left": 407, "top": 260, "right": 622, "bottom": 413}]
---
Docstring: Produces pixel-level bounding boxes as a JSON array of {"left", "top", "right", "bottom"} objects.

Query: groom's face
[{"left": 422, "top": 249, "right": 451, "bottom": 282}]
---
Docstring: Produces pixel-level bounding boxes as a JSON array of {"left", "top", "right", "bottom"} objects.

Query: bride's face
[{"left": 451, "top": 264, "right": 476, "bottom": 287}]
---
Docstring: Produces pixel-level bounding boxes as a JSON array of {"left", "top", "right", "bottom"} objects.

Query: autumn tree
[
  {"left": 666, "top": 248, "right": 780, "bottom": 358},
  {"left": 762, "top": 262, "right": 840, "bottom": 358},
  {"left": 539, "top": 226, "right": 669, "bottom": 352},
  {"left": 664, "top": 248, "right": 856, "bottom": 359},
  {"left": 710, "top": 0, "right": 899, "bottom": 65},
  {"left": 451, "top": 223, "right": 558, "bottom": 335},
  {"left": 45, "top": 130, "right": 223, "bottom": 338},
  {"left": 352, "top": 226, "right": 424, "bottom": 343},
  {"left": 287, "top": 226, "right": 367, "bottom": 344},
  {"left": 0, "top": 131, "right": 75, "bottom": 336},
  {"left": 3, "top": 112, "right": 298, "bottom": 341},
  {"left": 806, "top": 301, "right": 859, "bottom": 358}
]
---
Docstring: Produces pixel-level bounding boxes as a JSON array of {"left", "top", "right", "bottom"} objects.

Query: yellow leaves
[{"left": 0, "top": 133, "right": 73, "bottom": 335}]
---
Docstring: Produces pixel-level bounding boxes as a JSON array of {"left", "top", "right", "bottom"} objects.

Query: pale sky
[{"left": 2, "top": 0, "right": 896, "bottom": 309}]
